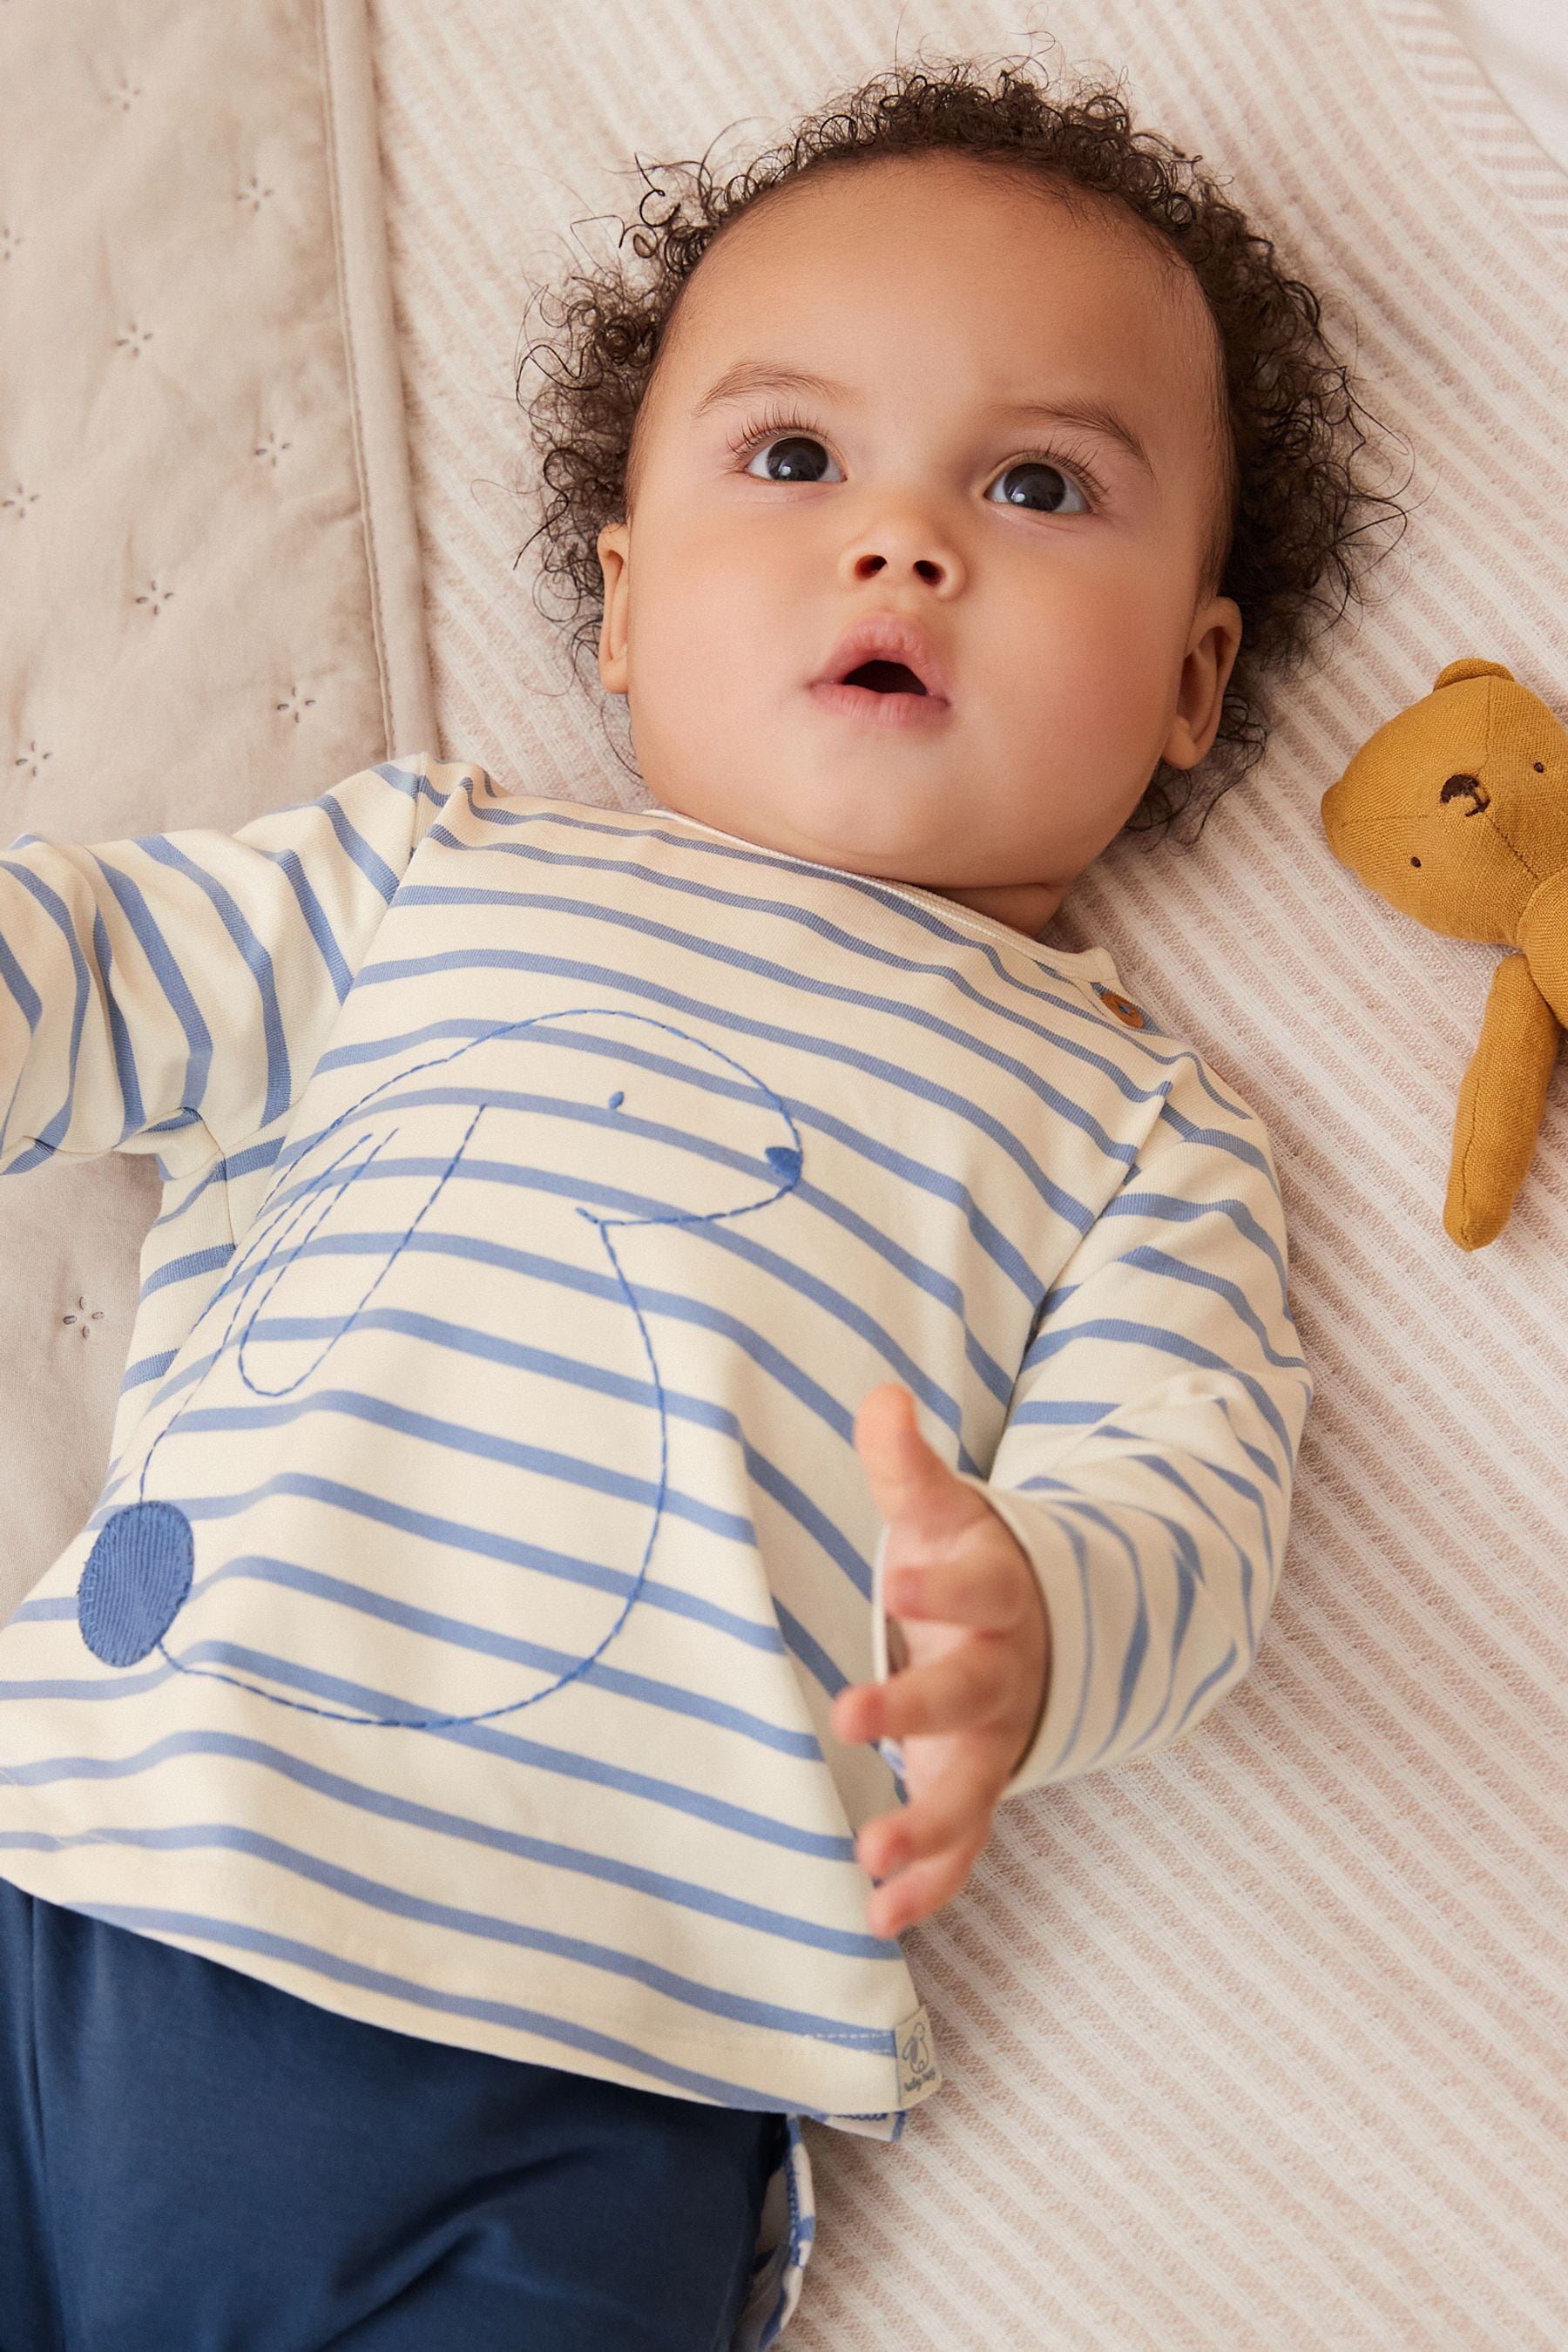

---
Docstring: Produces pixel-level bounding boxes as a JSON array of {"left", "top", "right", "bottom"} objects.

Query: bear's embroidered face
[
  {"left": 1321, "top": 660, "right": 1566, "bottom": 944},
  {"left": 594, "top": 152, "right": 1243, "bottom": 943}
]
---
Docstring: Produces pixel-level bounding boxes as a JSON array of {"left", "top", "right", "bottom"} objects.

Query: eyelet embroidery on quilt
[{"left": 75, "top": 1007, "right": 806, "bottom": 1734}]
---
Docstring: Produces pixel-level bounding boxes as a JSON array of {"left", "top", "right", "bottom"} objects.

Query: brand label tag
[{"left": 895, "top": 2003, "right": 942, "bottom": 2105}]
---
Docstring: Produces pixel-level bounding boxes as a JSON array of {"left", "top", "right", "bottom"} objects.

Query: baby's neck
[{"left": 931, "top": 876, "right": 1068, "bottom": 938}]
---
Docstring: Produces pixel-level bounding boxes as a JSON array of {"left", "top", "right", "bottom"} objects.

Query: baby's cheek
[{"left": 628, "top": 537, "right": 791, "bottom": 772}]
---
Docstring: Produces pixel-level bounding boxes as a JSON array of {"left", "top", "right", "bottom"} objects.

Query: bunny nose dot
[
  {"left": 766, "top": 1144, "right": 802, "bottom": 1182},
  {"left": 77, "top": 1501, "right": 194, "bottom": 1666}
]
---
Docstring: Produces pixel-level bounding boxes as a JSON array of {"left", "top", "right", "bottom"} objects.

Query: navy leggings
[{"left": 0, "top": 1876, "right": 782, "bottom": 2350}]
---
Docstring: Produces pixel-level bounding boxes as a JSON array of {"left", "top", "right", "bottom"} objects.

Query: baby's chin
[{"left": 648, "top": 768, "right": 995, "bottom": 883}]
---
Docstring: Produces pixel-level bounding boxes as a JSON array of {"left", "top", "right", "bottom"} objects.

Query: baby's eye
[
  {"left": 744, "top": 434, "right": 841, "bottom": 484},
  {"left": 987, "top": 461, "right": 1090, "bottom": 516}
]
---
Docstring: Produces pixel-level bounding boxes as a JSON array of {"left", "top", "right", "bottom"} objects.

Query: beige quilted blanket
[
  {"left": 371, "top": 0, "right": 1568, "bottom": 2342},
  {"left": 0, "top": 0, "right": 432, "bottom": 1607}
]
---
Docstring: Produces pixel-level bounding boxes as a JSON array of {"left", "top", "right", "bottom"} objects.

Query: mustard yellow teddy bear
[{"left": 1321, "top": 658, "right": 1568, "bottom": 1252}]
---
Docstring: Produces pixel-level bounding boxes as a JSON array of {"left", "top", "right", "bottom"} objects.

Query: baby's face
[{"left": 596, "top": 154, "right": 1240, "bottom": 936}]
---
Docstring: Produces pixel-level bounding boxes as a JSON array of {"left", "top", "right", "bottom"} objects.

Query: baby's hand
[{"left": 832, "top": 1383, "right": 1050, "bottom": 1938}]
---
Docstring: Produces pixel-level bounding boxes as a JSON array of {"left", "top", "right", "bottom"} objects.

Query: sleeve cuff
[{"left": 953, "top": 1475, "right": 1082, "bottom": 1798}]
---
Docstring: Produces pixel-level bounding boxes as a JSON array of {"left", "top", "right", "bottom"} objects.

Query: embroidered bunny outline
[{"left": 77, "top": 1008, "right": 804, "bottom": 1729}]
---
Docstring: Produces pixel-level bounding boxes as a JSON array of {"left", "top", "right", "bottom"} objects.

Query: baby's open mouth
[{"left": 840, "top": 659, "right": 928, "bottom": 696}]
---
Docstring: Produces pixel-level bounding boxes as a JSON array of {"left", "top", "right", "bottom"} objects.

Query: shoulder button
[{"left": 1095, "top": 983, "right": 1148, "bottom": 1029}]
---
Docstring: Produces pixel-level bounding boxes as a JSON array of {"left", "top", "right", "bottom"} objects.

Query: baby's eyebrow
[
  {"left": 986, "top": 396, "right": 1154, "bottom": 476},
  {"left": 692, "top": 361, "right": 849, "bottom": 416},
  {"left": 691, "top": 361, "right": 1155, "bottom": 478}
]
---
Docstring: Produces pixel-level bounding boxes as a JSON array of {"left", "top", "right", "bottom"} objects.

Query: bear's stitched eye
[{"left": 1410, "top": 856, "right": 1421, "bottom": 868}]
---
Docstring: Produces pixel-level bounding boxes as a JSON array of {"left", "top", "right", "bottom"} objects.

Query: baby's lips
[{"left": 812, "top": 613, "right": 954, "bottom": 701}]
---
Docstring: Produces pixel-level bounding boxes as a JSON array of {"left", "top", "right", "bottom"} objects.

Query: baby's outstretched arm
[
  {"left": 835, "top": 1076, "right": 1314, "bottom": 1936},
  {"left": 0, "top": 761, "right": 478, "bottom": 1179}
]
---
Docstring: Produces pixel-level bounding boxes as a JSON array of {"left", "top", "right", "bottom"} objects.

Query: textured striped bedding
[{"left": 367, "top": 1, "right": 1568, "bottom": 2342}]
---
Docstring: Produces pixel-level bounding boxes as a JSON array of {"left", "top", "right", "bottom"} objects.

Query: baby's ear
[
  {"left": 597, "top": 522, "right": 632, "bottom": 695},
  {"left": 1435, "top": 658, "right": 1514, "bottom": 690}
]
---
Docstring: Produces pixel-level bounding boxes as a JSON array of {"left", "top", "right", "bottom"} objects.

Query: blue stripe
[
  {"left": 1030, "top": 1504, "right": 1095, "bottom": 1774},
  {"left": 258, "top": 845, "right": 355, "bottom": 999},
  {"left": 133, "top": 836, "right": 293, "bottom": 1127},
  {"left": 1009, "top": 1397, "right": 1120, "bottom": 1425},
  {"left": 0, "top": 903, "right": 43, "bottom": 1026},
  {"left": 0, "top": 858, "right": 97, "bottom": 1155},
  {"left": 1156, "top": 1100, "right": 1274, "bottom": 1181},
  {"left": 1100, "top": 1186, "right": 1292, "bottom": 1312},
  {"left": 1023, "top": 1318, "right": 1298, "bottom": 1470},
  {"left": 771, "top": 1603, "right": 848, "bottom": 1700},
  {"left": 139, "top": 1243, "right": 235, "bottom": 1301},
  {"left": 1105, "top": 1245, "right": 1307, "bottom": 1373},
  {"left": 0, "top": 903, "right": 44, "bottom": 1165},
  {"left": 91, "top": 905, "right": 146, "bottom": 1139},
  {"left": 318, "top": 797, "right": 401, "bottom": 902},
  {"left": 373, "top": 760, "right": 459, "bottom": 822},
  {"left": 150, "top": 1132, "right": 284, "bottom": 1229},
  {"left": 91, "top": 855, "right": 213, "bottom": 1121}
]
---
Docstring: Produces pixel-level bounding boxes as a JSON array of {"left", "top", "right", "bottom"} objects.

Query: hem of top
[{"left": 0, "top": 1824, "right": 923, "bottom": 2135}]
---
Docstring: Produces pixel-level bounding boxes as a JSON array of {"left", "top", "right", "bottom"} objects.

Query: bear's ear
[{"left": 1435, "top": 658, "right": 1515, "bottom": 690}]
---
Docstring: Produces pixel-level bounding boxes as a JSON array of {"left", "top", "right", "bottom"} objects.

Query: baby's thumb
[{"left": 853, "top": 1383, "right": 985, "bottom": 1542}]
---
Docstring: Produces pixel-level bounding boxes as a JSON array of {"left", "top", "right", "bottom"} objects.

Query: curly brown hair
[{"left": 517, "top": 51, "right": 1407, "bottom": 836}]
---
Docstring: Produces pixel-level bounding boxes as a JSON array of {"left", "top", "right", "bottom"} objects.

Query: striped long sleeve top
[{"left": 0, "top": 759, "right": 1312, "bottom": 2342}]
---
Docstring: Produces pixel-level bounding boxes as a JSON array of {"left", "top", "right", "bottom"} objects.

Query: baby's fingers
[
  {"left": 866, "top": 1841, "right": 984, "bottom": 1938},
  {"left": 860, "top": 1639, "right": 1012, "bottom": 1744},
  {"left": 885, "top": 1544, "right": 1036, "bottom": 1631},
  {"left": 857, "top": 1750, "right": 1002, "bottom": 1884}
]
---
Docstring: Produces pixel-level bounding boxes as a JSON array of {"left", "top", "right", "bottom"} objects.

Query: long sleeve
[
  {"left": 0, "top": 758, "right": 472, "bottom": 1182},
  {"left": 960, "top": 1064, "right": 1313, "bottom": 1801}
]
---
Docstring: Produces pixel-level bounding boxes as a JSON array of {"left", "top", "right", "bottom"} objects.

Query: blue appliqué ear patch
[
  {"left": 765, "top": 1144, "right": 802, "bottom": 1183},
  {"left": 78, "top": 1499, "right": 194, "bottom": 1666}
]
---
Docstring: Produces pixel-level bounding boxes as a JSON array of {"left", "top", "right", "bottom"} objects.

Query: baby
[{"left": 0, "top": 53, "right": 1393, "bottom": 2352}]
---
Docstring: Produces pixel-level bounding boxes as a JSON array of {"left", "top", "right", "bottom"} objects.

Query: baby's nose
[
  {"left": 852, "top": 546, "right": 949, "bottom": 587},
  {"left": 840, "top": 503, "right": 964, "bottom": 595}
]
